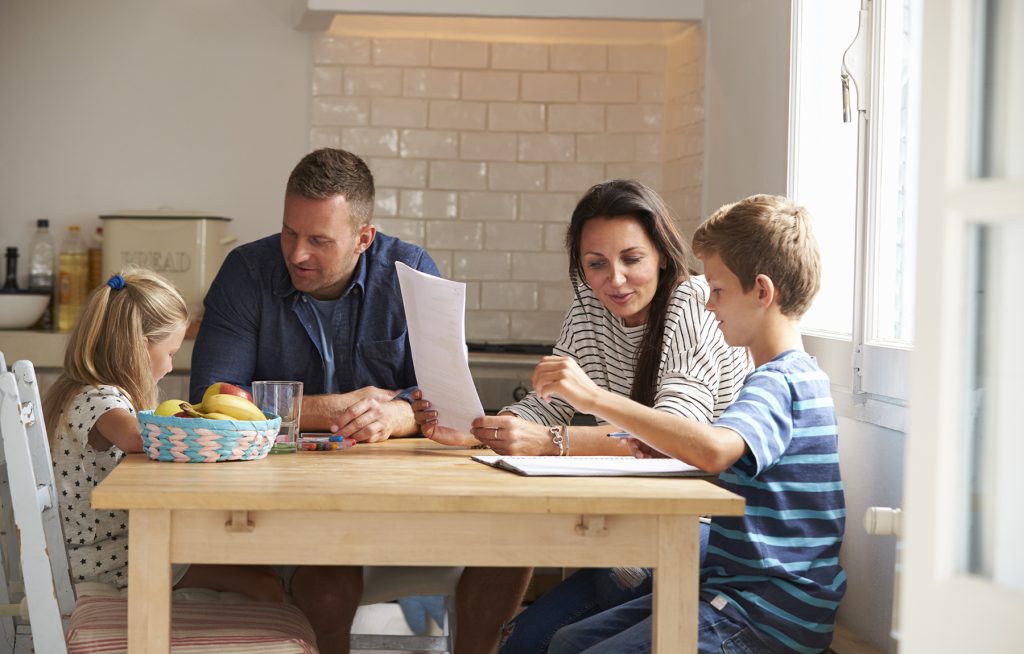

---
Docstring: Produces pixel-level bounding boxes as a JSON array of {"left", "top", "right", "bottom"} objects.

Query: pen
[{"left": 606, "top": 431, "right": 632, "bottom": 438}]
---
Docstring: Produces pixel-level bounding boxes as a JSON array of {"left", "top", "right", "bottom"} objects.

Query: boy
[{"left": 537, "top": 194, "right": 846, "bottom": 653}]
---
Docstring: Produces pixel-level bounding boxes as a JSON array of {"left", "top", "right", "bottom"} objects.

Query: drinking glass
[{"left": 252, "top": 381, "right": 303, "bottom": 454}]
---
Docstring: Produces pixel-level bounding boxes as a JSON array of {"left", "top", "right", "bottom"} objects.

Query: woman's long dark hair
[{"left": 565, "top": 179, "right": 695, "bottom": 407}]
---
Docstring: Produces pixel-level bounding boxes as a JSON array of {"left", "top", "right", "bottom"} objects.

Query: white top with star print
[{"left": 52, "top": 384, "right": 134, "bottom": 588}]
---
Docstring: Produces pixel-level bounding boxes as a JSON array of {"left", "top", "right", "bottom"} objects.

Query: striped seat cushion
[{"left": 65, "top": 596, "right": 318, "bottom": 653}]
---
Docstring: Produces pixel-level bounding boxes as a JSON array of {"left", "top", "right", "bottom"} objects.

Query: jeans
[
  {"left": 499, "top": 521, "right": 710, "bottom": 654},
  {"left": 546, "top": 594, "right": 769, "bottom": 654}
]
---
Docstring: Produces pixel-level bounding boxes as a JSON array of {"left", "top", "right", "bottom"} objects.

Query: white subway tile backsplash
[
  {"left": 609, "top": 45, "right": 666, "bottom": 73},
  {"left": 484, "top": 223, "right": 543, "bottom": 251},
  {"left": 367, "top": 157, "right": 428, "bottom": 188},
  {"left": 480, "top": 281, "right": 538, "bottom": 310},
  {"left": 342, "top": 127, "right": 399, "bottom": 157},
  {"left": 460, "top": 191, "right": 517, "bottom": 221},
  {"left": 312, "top": 25, "right": 705, "bottom": 343},
  {"left": 454, "top": 251, "right": 511, "bottom": 280},
  {"left": 577, "top": 134, "right": 635, "bottom": 163},
  {"left": 345, "top": 67, "right": 403, "bottom": 97},
  {"left": 313, "top": 97, "right": 370, "bottom": 126},
  {"left": 461, "top": 71, "right": 519, "bottom": 102},
  {"left": 402, "top": 68, "right": 460, "bottom": 99},
  {"left": 400, "top": 129, "right": 458, "bottom": 159},
  {"left": 606, "top": 104, "right": 662, "bottom": 133},
  {"left": 488, "top": 103, "right": 546, "bottom": 132},
  {"left": 543, "top": 224, "right": 568, "bottom": 251},
  {"left": 510, "top": 311, "right": 564, "bottom": 343},
  {"left": 399, "top": 189, "right": 458, "bottom": 219},
  {"left": 492, "top": 43, "right": 548, "bottom": 71},
  {"left": 426, "top": 220, "right": 484, "bottom": 250},
  {"left": 431, "top": 40, "right": 489, "bottom": 69},
  {"left": 310, "top": 127, "right": 341, "bottom": 149},
  {"left": 375, "top": 188, "right": 398, "bottom": 217},
  {"left": 488, "top": 162, "right": 545, "bottom": 191},
  {"left": 540, "top": 282, "right": 573, "bottom": 312},
  {"left": 428, "top": 100, "right": 487, "bottom": 130},
  {"left": 519, "top": 192, "right": 580, "bottom": 223},
  {"left": 547, "top": 163, "right": 605, "bottom": 192},
  {"left": 466, "top": 311, "right": 510, "bottom": 341},
  {"left": 580, "top": 74, "right": 638, "bottom": 103},
  {"left": 370, "top": 97, "right": 428, "bottom": 127},
  {"left": 373, "top": 38, "right": 431, "bottom": 66},
  {"left": 551, "top": 44, "right": 607, "bottom": 72},
  {"left": 460, "top": 132, "right": 517, "bottom": 162},
  {"left": 313, "top": 67, "right": 343, "bottom": 96},
  {"left": 511, "top": 252, "right": 567, "bottom": 282},
  {"left": 518, "top": 134, "right": 575, "bottom": 163},
  {"left": 521, "top": 73, "right": 579, "bottom": 103},
  {"left": 430, "top": 160, "right": 488, "bottom": 189},
  {"left": 375, "top": 217, "right": 425, "bottom": 245},
  {"left": 547, "top": 104, "right": 605, "bottom": 133},
  {"left": 314, "top": 36, "right": 371, "bottom": 65}
]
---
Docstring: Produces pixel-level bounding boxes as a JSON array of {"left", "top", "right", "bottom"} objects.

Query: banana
[
  {"left": 201, "top": 394, "right": 266, "bottom": 421},
  {"left": 201, "top": 412, "right": 237, "bottom": 421},
  {"left": 154, "top": 399, "right": 188, "bottom": 417}
]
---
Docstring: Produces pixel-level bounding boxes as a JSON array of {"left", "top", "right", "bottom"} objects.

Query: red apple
[
  {"left": 173, "top": 411, "right": 193, "bottom": 418},
  {"left": 201, "top": 382, "right": 253, "bottom": 407}
]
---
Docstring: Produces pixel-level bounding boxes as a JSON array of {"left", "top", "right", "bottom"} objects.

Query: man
[{"left": 191, "top": 148, "right": 530, "bottom": 653}]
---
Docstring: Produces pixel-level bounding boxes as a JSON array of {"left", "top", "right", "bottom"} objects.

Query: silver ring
[{"left": 492, "top": 427, "right": 500, "bottom": 441}]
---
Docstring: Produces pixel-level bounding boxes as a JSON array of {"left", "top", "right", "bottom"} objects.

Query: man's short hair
[
  {"left": 285, "top": 148, "right": 375, "bottom": 226},
  {"left": 692, "top": 194, "right": 821, "bottom": 318}
]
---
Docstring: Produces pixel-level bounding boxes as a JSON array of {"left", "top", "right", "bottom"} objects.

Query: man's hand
[{"left": 330, "top": 396, "right": 411, "bottom": 443}]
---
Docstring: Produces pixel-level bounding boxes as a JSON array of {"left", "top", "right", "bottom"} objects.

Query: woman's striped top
[
  {"left": 704, "top": 349, "right": 846, "bottom": 653},
  {"left": 504, "top": 276, "right": 752, "bottom": 424}
]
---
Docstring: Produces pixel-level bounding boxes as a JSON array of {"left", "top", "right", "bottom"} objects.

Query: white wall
[
  {"left": 702, "top": 0, "right": 791, "bottom": 213},
  {"left": 0, "top": 0, "right": 311, "bottom": 288}
]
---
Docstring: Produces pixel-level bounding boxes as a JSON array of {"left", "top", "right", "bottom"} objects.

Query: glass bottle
[
  {"left": 3, "top": 247, "right": 19, "bottom": 290},
  {"left": 87, "top": 226, "right": 103, "bottom": 291},
  {"left": 28, "top": 219, "right": 56, "bottom": 330},
  {"left": 58, "top": 225, "right": 88, "bottom": 332}
]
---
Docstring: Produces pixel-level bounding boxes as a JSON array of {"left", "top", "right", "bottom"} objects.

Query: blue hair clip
[{"left": 107, "top": 274, "right": 125, "bottom": 290}]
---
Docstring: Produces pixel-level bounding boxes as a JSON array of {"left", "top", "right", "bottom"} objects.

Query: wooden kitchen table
[{"left": 92, "top": 439, "right": 744, "bottom": 653}]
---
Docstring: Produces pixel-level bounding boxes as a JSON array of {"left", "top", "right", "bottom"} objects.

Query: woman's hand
[
  {"left": 531, "top": 355, "right": 605, "bottom": 414},
  {"left": 470, "top": 414, "right": 561, "bottom": 456},
  {"left": 411, "top": 391, "right": 479, "bottom": 446}
]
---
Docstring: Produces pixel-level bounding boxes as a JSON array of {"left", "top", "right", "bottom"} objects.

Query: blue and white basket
[{"left": 138, "top": 410, "right": 282, "bottom": 463}]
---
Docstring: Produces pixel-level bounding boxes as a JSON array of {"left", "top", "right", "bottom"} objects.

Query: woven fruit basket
[{"left": 137, "top": 410, "right": 281, "bottom": 463}]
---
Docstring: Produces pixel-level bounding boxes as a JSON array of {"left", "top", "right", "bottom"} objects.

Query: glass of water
[{"left": 252, "top": 381, "right": 303, "bottom": 454}]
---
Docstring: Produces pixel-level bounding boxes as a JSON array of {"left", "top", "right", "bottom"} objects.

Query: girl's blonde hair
[{"left": 42, "top": 268, "right": 189, "bottom": 443}]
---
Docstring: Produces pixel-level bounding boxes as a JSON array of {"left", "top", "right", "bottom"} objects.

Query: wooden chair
[{"left": 0, "top": 356, "right": 318, "bottom": 653}]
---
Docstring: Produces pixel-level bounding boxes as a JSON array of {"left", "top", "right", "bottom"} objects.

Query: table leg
[
  {"left": 653, "top": 515, "right": 699, "bottom": 653},
  {"left": 128, "top": 509, "right": 171, "bottom": 653}
]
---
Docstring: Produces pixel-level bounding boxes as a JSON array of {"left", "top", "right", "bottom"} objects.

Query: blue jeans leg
[
  {"left": 500, "top": 520, "right": 710, "bottom": 654},
  {"left": 548, "top": 596, "right": 769, "bottom": 654}
]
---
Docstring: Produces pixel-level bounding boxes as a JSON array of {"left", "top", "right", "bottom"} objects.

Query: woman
[{"left": 414, "top": 179, "right": 752, "bottom": 652}]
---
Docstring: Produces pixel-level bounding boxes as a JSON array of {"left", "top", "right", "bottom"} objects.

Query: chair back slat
[
  {"left": 0, "top": 353, "right": 17, "bottom": 654},
  {"left": 0, "top": 363, "right": 70, "bottom": 654},
  {"left": 11, "top": 361, "right": 76, "bottom": 616}
]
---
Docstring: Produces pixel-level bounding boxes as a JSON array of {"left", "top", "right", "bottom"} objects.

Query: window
[{"left": 789, "top": 0, "right": 921, "bottom": 410}]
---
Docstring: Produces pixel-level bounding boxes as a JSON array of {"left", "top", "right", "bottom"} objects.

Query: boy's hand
[{"left": 627, "top": 438, "right": 670, "bottom": 459}]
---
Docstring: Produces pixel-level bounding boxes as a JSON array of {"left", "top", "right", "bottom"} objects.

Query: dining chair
[{"left": 0, "top": 355, "right": 319, "bottom": 653}]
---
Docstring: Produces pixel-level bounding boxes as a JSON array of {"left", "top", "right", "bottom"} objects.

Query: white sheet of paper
[{"left": 396, "top": 262, "right": 484, "bottom": 434}]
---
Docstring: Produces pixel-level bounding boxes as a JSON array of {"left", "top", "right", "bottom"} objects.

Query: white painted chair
[{"left": 0, "top": 356, "right": 318, "bottom": 653}]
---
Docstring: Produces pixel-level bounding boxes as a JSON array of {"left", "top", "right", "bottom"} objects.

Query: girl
[
  {"left": 42, "top": 268, "right": 282, "bottom": 601},
  {"left": 413, "top": 179, "right": 753, "bottom": 652}
]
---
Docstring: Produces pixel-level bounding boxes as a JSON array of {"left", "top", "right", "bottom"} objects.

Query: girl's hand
[
  {"left": 531, "top": 355, "right": 604, "bottom": 414},
  {"left": 471, "top": 414, "right": 561, "bottom": 456},
  {"left": 412, "top": 391, "right": 479, "bottom": 447}
]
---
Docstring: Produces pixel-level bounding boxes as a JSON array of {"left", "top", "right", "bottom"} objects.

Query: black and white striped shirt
[{"left": 504, "top": 276, "right": 752, "bottom": 425}]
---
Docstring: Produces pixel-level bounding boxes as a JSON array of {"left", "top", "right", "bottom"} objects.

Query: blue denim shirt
[{"left": 188, "top": 233, "right": 439, "bottom": 404}]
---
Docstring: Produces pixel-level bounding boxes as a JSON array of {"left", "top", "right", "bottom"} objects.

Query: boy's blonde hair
[
  {"left": 42, "top": 268, "right": 189, "bottom": 442},
  {"left": 692, "top": 194, "right": 821, "bottom": 317}
]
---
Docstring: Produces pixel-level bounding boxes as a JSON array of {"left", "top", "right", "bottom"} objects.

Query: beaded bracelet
[{"left": 549, "top": 425, "right": 567, "bottom": 456}]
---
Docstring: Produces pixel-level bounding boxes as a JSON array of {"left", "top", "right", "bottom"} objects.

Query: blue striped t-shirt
[{"left": 701, "top": 349, "right": 846, "bottom": 653}]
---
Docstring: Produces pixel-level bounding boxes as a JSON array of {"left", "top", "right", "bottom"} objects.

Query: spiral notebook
[{"left": 471, "top": 455, "right": 711, "bottom": 478}]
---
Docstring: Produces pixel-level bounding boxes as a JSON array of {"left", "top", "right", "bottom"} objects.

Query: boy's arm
[{"left": 532, "top": 356, "right": 747, "bottom": 473}]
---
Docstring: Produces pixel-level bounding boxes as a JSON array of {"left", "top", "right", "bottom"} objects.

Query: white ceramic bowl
[{"left": 0, "top": 292, "right": 50, "bottom": 330}]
